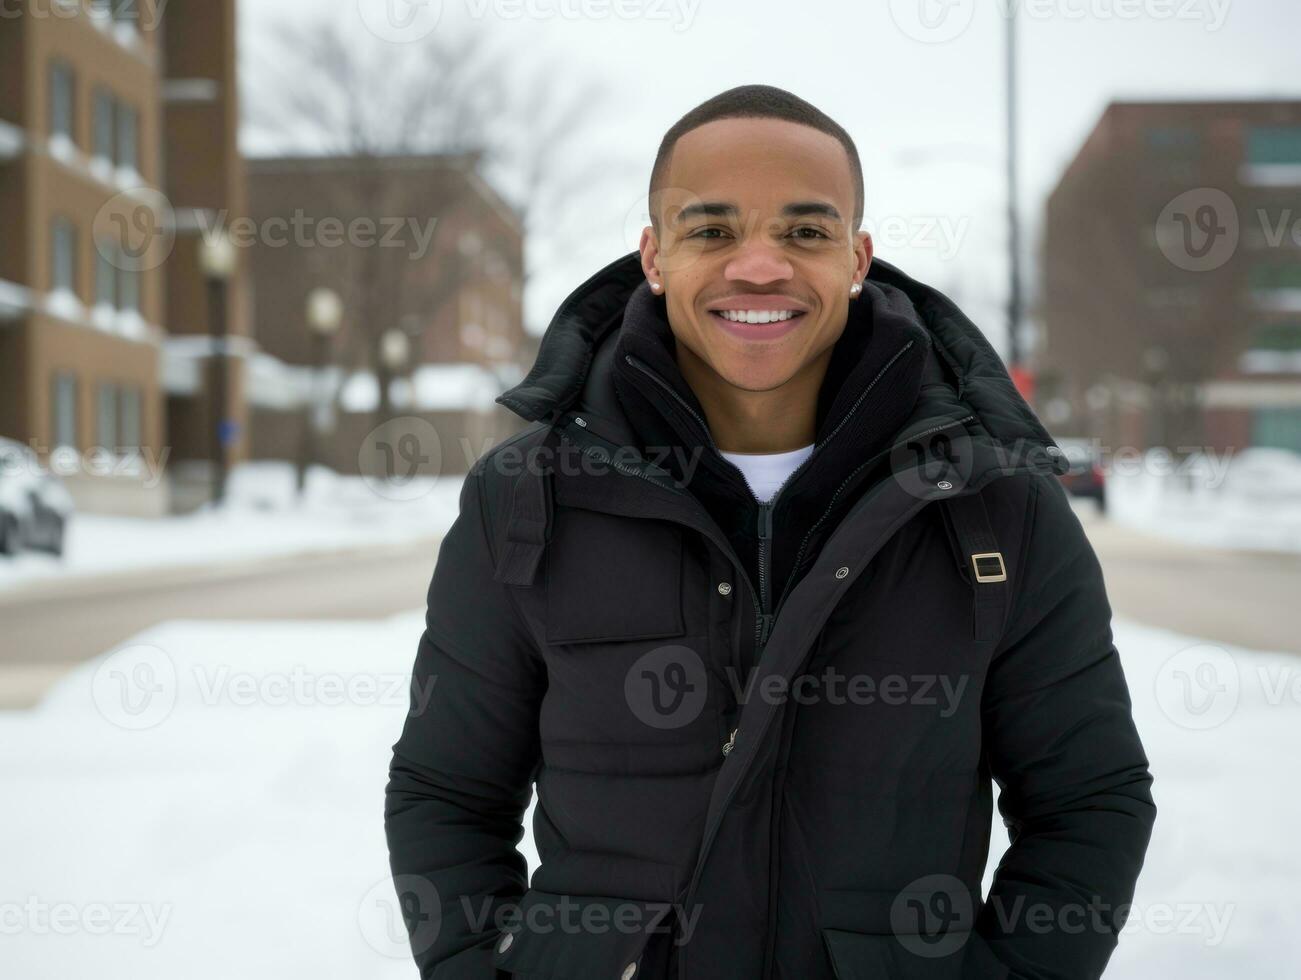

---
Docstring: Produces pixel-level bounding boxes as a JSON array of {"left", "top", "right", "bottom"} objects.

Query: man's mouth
[{"left": 709, "top": 309, "right": 806, "bottom": 325}]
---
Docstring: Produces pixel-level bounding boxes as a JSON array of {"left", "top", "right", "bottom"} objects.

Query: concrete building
[
  {"left": 0, "top": 0, "right": 244, "bottom": 515},
  {"left": 1040, "top": 100, "right": 1301, "bottom": 455}
]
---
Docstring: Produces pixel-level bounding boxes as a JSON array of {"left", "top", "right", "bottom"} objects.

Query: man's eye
[
  {"left": 789, "top": 226, "right": 831, "bottom": 240},
  {"left": 686, "top": 227, "right": 729, "bottom": 240}
]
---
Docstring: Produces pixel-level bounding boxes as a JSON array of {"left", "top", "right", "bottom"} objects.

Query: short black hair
[{"left": 649, "top": 84, "right": 865, "bottom": 234}]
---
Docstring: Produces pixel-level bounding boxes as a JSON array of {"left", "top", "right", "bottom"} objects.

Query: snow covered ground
[
  {"left": 0, "top": 463, "right": 465, "bottom": 592},
  {"left": 1108, "top": 447, "right": 1301, "bottom": 554},
  {"left": 0, "top": 612, "right": 1296, "bottom": 977}
]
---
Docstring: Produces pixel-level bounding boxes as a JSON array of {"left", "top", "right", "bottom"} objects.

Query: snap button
[
  {"left": 936, "top": 479, "right": 954, "bottom": 490},
  {"left": 835, "top": 566, "right": 849, "bottom": 579},
  {"left": 498, "top": 932, "right": 513, "bottom": 953},
  {"left": 574, "top": 416, "right": 588, "bottom": 428},
  {"left": 717, "top": 581, "right": 732, "bottom": 596},
  {"left": 622, "top": 961, "right": 638, "bottom": 980}
]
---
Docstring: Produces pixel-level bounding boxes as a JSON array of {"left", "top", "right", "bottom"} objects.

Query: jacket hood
[{"left": 496, "top": 250, "right": 1065, "bottom": 480}]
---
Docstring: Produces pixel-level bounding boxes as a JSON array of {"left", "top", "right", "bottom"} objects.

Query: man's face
[{"left": 640, "top": 117, "right": 872, "bottom": 394}]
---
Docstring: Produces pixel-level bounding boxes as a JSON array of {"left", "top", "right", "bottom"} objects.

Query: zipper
[
  {"left": 768, "top": 413, "right": 976, "bottom": 622},
  {"left": 626, "top": 340, "right": 917, "bottom": 663}
]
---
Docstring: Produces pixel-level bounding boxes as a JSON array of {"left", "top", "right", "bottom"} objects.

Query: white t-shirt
[{"left": 719, "top": 443, "right": 815, "bottom": 503}]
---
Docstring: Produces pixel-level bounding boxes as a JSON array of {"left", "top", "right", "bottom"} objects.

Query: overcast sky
[{"left": 239, "top": 0, "right": 1300, "bottom": 351}]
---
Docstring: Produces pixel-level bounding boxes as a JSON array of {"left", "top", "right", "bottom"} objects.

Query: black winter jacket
[{"left": 384, "top": 251, "right": 1157, "bottom": 980}]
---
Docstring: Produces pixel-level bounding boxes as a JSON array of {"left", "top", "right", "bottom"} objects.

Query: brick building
[{"left": 1040, "top": 100, "right": 1301, "bottom": 455}]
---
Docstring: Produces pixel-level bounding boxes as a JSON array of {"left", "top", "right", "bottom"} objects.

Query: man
[{"left": 385, "top": 85, "right": 1155, "bottom": 980}]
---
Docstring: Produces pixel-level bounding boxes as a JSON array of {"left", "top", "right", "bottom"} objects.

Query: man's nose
[{"left": 723, "top": 238, "right": 793, "bottom": 286}]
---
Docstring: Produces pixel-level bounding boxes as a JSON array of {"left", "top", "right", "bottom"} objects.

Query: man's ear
[
  {"left": 640, "top": 226, "right": 663, "bottom": 284},
  {"left": 855, "top": 230, "right": 874, "bottom": 282}
]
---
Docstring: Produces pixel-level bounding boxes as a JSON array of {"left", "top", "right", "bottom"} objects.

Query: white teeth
[{"left": 716, "top": 310, "right": 798, "bottom": 324}]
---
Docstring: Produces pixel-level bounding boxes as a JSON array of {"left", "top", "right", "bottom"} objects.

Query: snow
[
  {"left": 1108, "top": 447, "right": 1301, "bottom": 554},
  {"left": 0, "top": 612, "right": 1295, "bottom": 977},
  {"left": 0, "top": 462, "right": 465, "bottom": 592}
]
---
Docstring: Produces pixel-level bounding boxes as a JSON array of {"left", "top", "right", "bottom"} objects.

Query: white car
[{"left": 0, "top": 437, "right": 74, "bottom": 557}]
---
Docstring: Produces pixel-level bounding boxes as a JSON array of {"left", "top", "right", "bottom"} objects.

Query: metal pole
[
  {"left": 1006, "top": 5, "right": 1023, "bottom": 368},
  {"left": 208, "top": 277, "right": 229, "bottom": 506}
]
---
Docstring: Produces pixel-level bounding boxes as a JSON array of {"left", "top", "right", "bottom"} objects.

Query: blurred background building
[
  {"left": 1039, "top": 99, "right": 1301, "bottom": 455},
  {"left": 0, "top": 0, "right": 532, "bottom": 517}
]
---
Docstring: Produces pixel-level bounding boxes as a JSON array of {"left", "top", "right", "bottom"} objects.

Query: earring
[
  {"left": 850, "top": 282, "right": 862, "bottom": 297},
  {"left": 649, "top": 281, "right": 663, "bottom": 293}
]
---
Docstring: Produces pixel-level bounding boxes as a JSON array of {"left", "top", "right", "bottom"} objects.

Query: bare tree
[{"left": 243, "top": 18, "right": 635, "bottom": 416}]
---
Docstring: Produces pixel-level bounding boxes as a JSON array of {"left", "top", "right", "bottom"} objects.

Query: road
[
  {"left": 1, "top": 514, "right": 1297, "bottom": 708},
  {"left": 0, "top": 539, "right": 442, "bottom": 708}
]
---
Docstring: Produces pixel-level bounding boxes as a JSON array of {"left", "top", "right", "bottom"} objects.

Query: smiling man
[{"left": 385, "top": 85, "right": 1156, "bottom": 980}]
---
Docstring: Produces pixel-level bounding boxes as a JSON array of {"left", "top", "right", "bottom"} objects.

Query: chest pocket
[{"left": 544, "top": 509, "right": 685, "bottom": 645}]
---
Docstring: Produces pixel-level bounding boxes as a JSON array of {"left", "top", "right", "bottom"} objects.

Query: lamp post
[
  {"left": 198, "top": 232, "right": 237, "bottom": 507},
  {"left": 298, "top": 287, "right": 343, "bottom": 496},
  {"left": 377, "top": 326, "right": 411, "bottom": 421}
]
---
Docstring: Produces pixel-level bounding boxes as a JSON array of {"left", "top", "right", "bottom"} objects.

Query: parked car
[
  {"left": 1054, "top": 436, "right": 1107, "bottom": 513},
  {"left": 0, "top": 438, "right": 74, "bottom": 557}
]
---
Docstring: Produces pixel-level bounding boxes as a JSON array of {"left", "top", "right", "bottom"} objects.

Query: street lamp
[
  {"left": 377, "top": 326, "right": 411, "bottom": 421},
  {"left": 199, "top": 232, "right": 237, "bottom": 507},
  {"left": 298, "top": 288, "right": 343, "bottom": 496}
]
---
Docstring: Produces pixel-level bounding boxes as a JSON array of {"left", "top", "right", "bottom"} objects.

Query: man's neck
[{"left": 677, "top": 343, "right": 834, "bottom": 454}]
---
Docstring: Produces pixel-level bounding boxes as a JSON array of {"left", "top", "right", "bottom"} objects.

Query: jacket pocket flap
[
  {"left": 545, "top": 512, "right": 684, "bottom": 644},
  {"left": 493, "top": 890, "right": 669, "bottom": 978}
]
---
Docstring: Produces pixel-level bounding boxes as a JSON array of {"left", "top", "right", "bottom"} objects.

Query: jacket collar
[{"left": 496, "top": 251, "right": 1066, "bottom": 482}]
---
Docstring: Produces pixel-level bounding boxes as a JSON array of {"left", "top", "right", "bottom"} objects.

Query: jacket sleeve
[
  {"left": 384, "top": 463, "right": 546, "bottom": 978},
  {"left": 977, "top": 474, "right": 1156, "bottom": 980}
]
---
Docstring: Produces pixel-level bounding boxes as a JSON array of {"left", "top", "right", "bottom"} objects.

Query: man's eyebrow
[
  {"left": 669, "top": 200, "right": 844, "bottom": 225},
  {"left": 782, "top": 201, "right": 842, "bottom": 221},
  {"left": 671, "top": 201, "right": 738, "bottom": 224}
]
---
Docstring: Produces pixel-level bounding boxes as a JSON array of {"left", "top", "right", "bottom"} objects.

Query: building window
[
  {"left": 95, "top": 242, "right": 118, "bottom": 309},
  {"left": 1251, "top": 407, "right": 1301, "bottom": 454},
  {"left": 97, "top": 382, "right": 118, "bottom": 451},
  {"left": 116, "top": 103, "right": 138, "bottom": 173},
  {"left": 49, "top": 60, "right": 75, "bottom": 143},
  {"left": 118, "top": 266, "right": 140, "bottom": 314},
  {"left": 93, "top": 87, "right": 115, "bottom": 162},
  {"left": 51, "top": 373, "right": 78, "bottom": 450},
  {"left": 1146, "top": 125, "right": 1201, "bottom": 156},
  {"left": 119, "top": 386, "right": 142, "bottom": 449},
  {"left": 1246, "top": 126, "right": 1301, "bottom": 166},
  {"left": 50, "top": 217, "right": 78, "bottom": 295}
]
